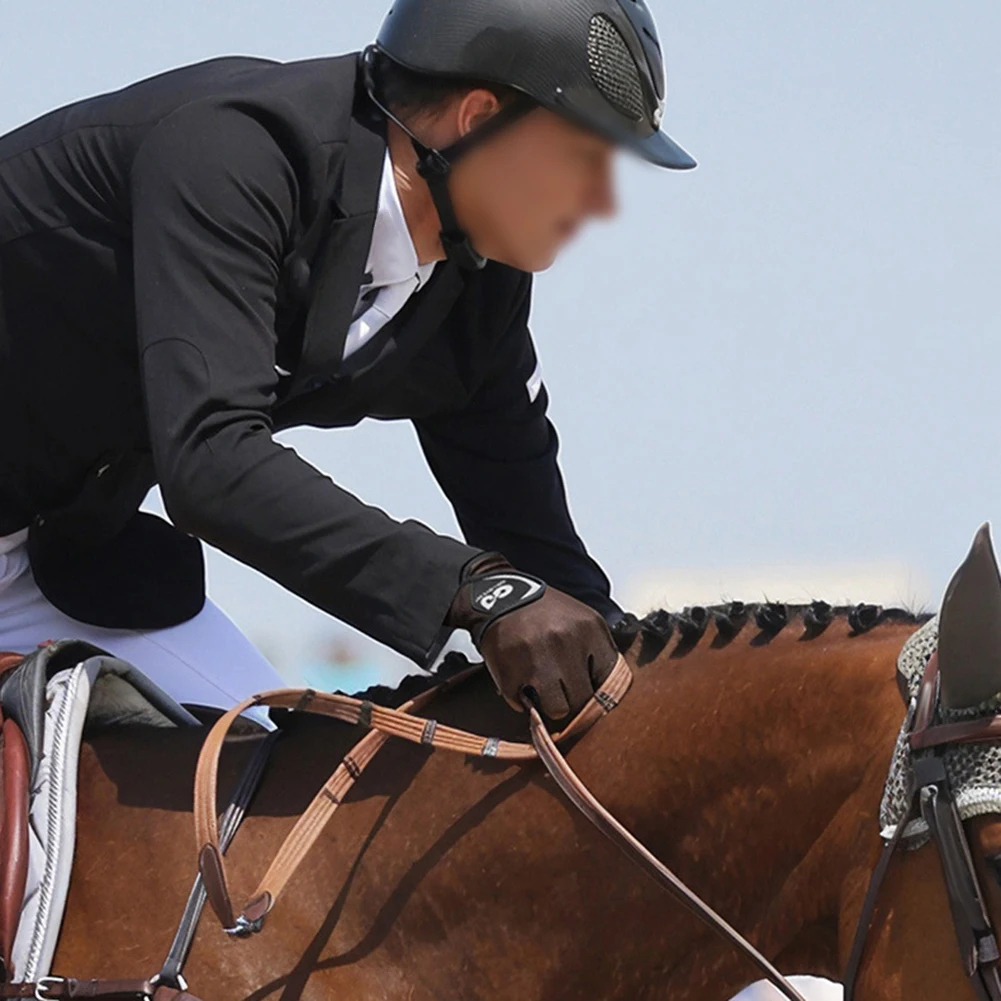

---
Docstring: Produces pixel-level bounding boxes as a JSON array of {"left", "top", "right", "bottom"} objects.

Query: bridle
[
  {"left": 7, "top": 646, "right": 1001, "bottom": 1001},
  {"left": 844, "top": 650, "right": 1001, "bottom": 1000}
]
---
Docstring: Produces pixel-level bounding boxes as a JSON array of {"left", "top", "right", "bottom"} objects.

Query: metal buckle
[
  {"left": 978, "top": 933, "right": 1001, "bottom": 966},
  {"left": 148, "top": 972, "right": 187, "bottom": 993},
  {"left": 224, "top": 913, "right": 265, "bottom": 937},
  {"left": 420, "top": 719, "right": 438, "bottom": 746},
  {"left": 594, "top": 690, "right": 618, "bottom": 713},
  {"left": 35, "top": 977, "right": 64, "bottom": 1001}
]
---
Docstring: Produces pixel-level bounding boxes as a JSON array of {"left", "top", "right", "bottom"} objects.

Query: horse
[{"left": 39, "top": 590, "right": 1001, "bottom": 1000}]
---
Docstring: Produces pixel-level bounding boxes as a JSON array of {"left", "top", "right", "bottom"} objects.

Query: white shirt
[{"left": 342, "top": 149, "right": 438, "bottom": 362}]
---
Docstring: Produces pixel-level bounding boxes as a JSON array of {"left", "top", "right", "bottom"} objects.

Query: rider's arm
[
  {"left": 413, "top": 271, "right": 623, "bottom": 626},
  {"left": 130, "top": 101, "right": 481, "bottom": 663}
]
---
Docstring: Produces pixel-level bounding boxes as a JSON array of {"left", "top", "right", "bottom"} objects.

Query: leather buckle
[
  {"left": 978, "top": 933, "right": 1001, "bottom": 966},
  {"left": 594, "top": 690, "right": 619, "bottom": 713},
  {"left": 35, "top": 977, "right": 64, "bottom": 1001},
  {"left": 912, "top": 752, "right": 948, "bottom": 790},
  {"left": 148, "top": 972, "right": 188, "bottom": 994}
]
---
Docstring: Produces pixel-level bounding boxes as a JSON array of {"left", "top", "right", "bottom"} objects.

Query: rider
[{"left": 0, "top": 0, "right": 694, "bottom": 720}]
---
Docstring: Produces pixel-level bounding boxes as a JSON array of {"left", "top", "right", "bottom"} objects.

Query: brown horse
[{"left": 44, "top": 600, "right": 1001, "bottom": 1000}]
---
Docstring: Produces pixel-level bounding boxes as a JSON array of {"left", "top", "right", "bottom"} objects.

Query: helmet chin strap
[{"left": 361, "top": 45, "right": 534, "bottom": 271}]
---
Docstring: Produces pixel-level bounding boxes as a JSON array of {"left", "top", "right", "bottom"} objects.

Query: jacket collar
[
  {"left": 284, "top": 98, "right": 384, "bottom": 398},
  {"left": 285, "top": 68, "right": 467, "bottom": 401}
]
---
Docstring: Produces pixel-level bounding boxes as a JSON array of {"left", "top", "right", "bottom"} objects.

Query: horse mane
[
  {"left": 345, "top": 650, "right": 479, "bottom": 709},
  {"left": 347, "top": 600, "right": 934, "bottom": 708},
  {"left": 617, "top": 600, "right": 933, "bottom": 666}
]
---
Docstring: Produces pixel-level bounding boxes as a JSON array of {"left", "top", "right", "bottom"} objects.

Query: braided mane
[
  {"left": 615, "top": 601, "right": 933, "bottom": 666},
  {"left": 349, "top": 601, "right": 932, "bottom": 707}
]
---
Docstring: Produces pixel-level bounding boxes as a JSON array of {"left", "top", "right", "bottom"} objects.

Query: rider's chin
[{"left": 482, "top": 242, "right": 558, "bottom": 274}]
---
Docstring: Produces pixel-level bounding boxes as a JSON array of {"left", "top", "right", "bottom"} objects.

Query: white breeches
[{"left": 0, "top": 529, "right": 283, "bottom": 725}]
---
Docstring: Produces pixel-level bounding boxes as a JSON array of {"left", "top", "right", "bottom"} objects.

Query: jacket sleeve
[
  {"left": 413, "top": 272, "right": 623, "bottom": 624},
  {"left": 129, "top": 101, "right": 481, "bottom": 664}
]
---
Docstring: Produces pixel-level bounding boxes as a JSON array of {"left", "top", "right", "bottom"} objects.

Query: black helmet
[
  {"left": 362, "top": 0, "right": 695, "bottom": 269},
  {"left": 375, "top": 0, "right": 694, "bottom": 170}
]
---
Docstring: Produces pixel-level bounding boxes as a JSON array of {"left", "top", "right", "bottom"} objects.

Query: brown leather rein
[{"left": 189, "top": 654, "right": 809, "bottom": 1001}]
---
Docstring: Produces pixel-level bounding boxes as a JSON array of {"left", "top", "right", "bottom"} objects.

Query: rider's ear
[{"left": 938, "top": 523, "right": 1001, "bottom": 710}]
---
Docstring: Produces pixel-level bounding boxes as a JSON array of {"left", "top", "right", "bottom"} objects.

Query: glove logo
[
  {"left": 471, "top": 573, "right": 544, "bottom": 615},
  {"left": 476, "top": 582, "right": 513, "bottom": 611}
]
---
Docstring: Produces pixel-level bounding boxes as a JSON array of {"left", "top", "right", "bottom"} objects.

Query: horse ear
[{"left": 938, "top": 522, "right": 1001, "bottom": 709}]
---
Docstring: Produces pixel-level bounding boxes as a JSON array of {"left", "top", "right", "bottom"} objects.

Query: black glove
[{"left": 447, "top": 553, "right": 618, "bottom": 719}]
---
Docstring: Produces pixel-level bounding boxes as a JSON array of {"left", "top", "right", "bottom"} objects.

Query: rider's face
[{"left": 446, "top": 100, "right": 619, "bottom": 272}]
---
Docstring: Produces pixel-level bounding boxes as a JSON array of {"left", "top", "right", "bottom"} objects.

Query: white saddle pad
[{"left": 11, "top": 652, "right": 196, "bottom": 981}]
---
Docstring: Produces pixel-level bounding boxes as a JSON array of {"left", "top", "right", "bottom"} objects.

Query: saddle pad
[
  {"left": 880, "top": 616, "right": 1001, "bottom": 848},
  {"left": 10, "top": 652, "right": 195, "bottom": 981}
]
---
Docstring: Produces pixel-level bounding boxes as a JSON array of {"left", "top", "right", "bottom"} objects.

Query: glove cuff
[
  {"left": 458, "top": 550, "right": 511, "bottom": 581},
  {"left": 448, "top": 564, "right": 548, "bottom": 645}
]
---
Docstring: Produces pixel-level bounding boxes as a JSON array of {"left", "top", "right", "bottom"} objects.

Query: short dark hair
[{"left": 371, "top": 51, "right": 516, "bottom": 126}]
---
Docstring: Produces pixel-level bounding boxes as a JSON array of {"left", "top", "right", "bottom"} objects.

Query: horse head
[{"left": 938, "top": 522, "right": 1001, "bottom": 710}]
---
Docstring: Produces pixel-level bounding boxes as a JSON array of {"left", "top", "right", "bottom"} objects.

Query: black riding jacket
[{"left": 0, "top": 51, "right": 620, "bottom": 664}]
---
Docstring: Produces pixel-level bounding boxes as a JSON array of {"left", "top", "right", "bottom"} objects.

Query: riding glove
[{"left": 447, "top": 552, "right": 618, "bottom": 719}]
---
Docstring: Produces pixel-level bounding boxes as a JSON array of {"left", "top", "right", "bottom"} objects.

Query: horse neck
[{"left": 588, "top": 618, "right": 919, "bottom": 993}]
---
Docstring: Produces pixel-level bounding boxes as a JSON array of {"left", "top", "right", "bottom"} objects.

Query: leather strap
[
  {"left": 358, "top": 44, "right": 535, "bottom": 272},
  {"left": 911, "top": 715, "right": 1001, "bottom": 751},
  {"left": 520, "top": 695, "right": 810, "bottom": 1001},
  {"left": 413, "top": 95, "right": 535, "bottom": 272},
  {"left": 844, "top": 650, "right": 1001, "bottom": 999},
  {"left": 842, "top": 786, "right": 917, "bottom": 1000},
  {"left": 913, "top": 651, "right": 941, "bottom": 733},
  {"left": 0, "top": 978, "right": 203, "bottom": 999},
  {"left": 194, "top": 656, "right": 633, "bottom": 933},
  {"left": 156, "top": 729, "right": 279, "bottom": 987},
  {"left": 918, "top": 755, "right": 1001, "bottom": 999}
]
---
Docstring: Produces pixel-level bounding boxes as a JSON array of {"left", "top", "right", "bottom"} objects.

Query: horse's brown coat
[{"left": 50, "top": 619, "right": 1001, "bottom": 999}]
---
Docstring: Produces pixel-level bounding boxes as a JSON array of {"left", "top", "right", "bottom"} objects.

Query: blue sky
[
  {"left": 4, "top": 1, "right": 999, "bottom": 686},
  {"left": 5, "top": 4, "right": 995, "bottom": 997}
]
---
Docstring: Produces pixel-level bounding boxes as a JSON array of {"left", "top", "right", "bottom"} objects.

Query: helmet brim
[
  {"left": 627, "top": 127, "right": 697, "bottom": 170},
  {"left": 551, "top": 90, "right": 697, "bottom": 170}
]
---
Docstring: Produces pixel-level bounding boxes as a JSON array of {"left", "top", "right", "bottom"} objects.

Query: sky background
[
  {"left": 4, "top": 0, "right": 998, "bottom": 681},
  {"left": 3, "top": 4, "right": 997, "bottom": 997}
]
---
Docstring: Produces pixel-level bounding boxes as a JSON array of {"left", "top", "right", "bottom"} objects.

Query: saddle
[
  {"left": 0, "top": 639, "right": 200, "bottom": 986},
  {"left": 0, "top": 640, "right": 139, "bottom": 978},
  {"left": 0, "top": 639, "right": 195, "bottom": 780}
]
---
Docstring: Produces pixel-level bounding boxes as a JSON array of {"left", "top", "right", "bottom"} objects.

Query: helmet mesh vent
[{"left": 587, "top": 14, "right": 646, "bottom": 122}]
